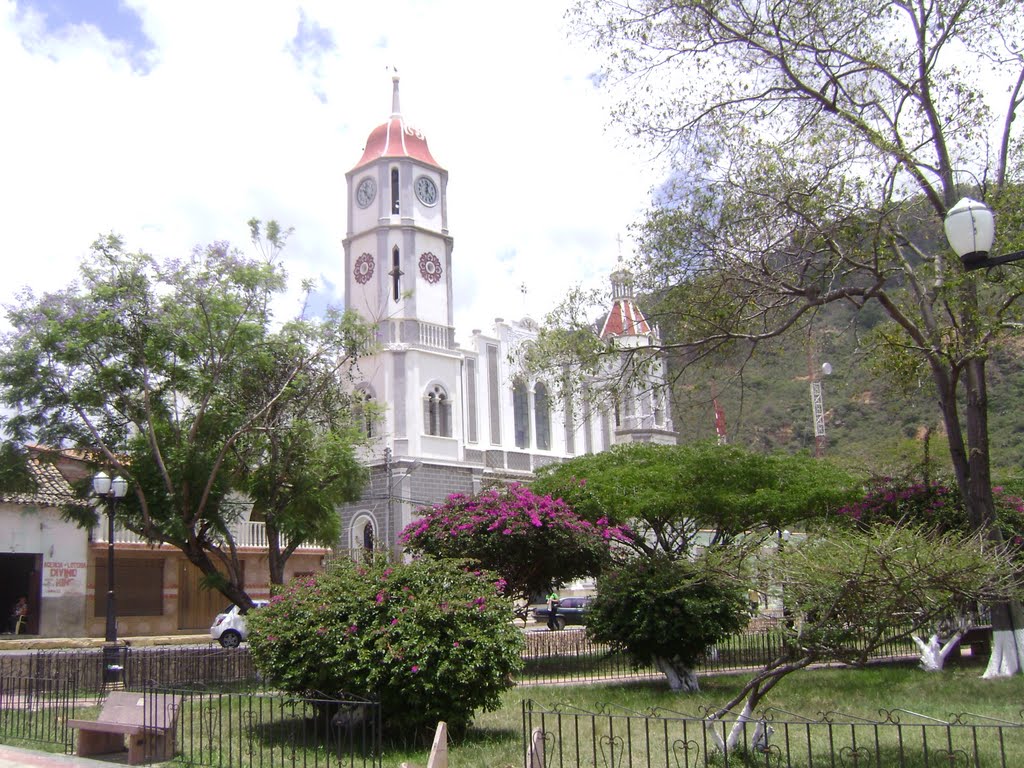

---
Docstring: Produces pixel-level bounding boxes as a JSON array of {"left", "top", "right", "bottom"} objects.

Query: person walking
[{"left": 546, "top": 590, "right": 560, "bottom": 631}]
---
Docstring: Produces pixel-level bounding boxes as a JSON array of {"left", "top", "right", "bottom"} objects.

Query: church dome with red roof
[
  {"left": 352, "top": 76, "right": 441, "bottom": 171},
  {"left": 599, "top": 268, "right": 653, "bottom": 340}
]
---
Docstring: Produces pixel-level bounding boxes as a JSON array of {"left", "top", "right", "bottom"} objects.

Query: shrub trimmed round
[{"left": 248, "top": 555, "right": 524, "bottom": 738}]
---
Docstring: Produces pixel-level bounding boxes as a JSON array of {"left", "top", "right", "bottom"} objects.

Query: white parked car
[{"left": 210, "top": 600, "right": 268, "bottom": 648}]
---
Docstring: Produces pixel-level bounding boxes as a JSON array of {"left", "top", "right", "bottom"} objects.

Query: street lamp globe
[
  {"left": 944, "top": 197, "right": 995, "bottom": 268},
  {"left": 111, "top": 475, "right": 128, "bottom": 498},
  {"left": 92, "top": 471, "right": 112, "bottom": 496}
]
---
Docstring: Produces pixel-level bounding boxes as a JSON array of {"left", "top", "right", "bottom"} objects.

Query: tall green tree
[
  {"left": 553, "top": 0, "right": 1024, "bottom": 674},
  {"left": 531, "top": 442, "right": 860, "bottom": 559},
  {"left": 0, "top": 228, "right": 374, "bottom": 607},
  {"left": 530, "top": 442, "right": 858, "bottom": 691},
  {"left": 706, "top": 525, "right": 1023, "bottom": 752}
]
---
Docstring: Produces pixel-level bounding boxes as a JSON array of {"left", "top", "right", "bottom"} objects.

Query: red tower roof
[
  {"left": 352, "top": 77, "right": 440, "bottom": 170},
  {"left": 599, "top": 298, "right": 652, "bottom": 339},
  {"left": 599, "top": 268, "right": 653, "bottom": 338}
]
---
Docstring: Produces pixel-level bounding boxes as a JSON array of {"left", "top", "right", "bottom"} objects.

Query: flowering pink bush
[
  {"left": 400, "top": 483, "right": 631, "bottom": 605},
  {"left": 836, "top": 477, "right": 1024, "bottom": 554},
  {"left": 248, "top": 556, "right": 523, "bottom": 738}
]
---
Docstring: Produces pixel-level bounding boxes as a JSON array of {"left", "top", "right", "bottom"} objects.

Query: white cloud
[{"left": 0, "top": 0, "right": 665, "bottom": 338}]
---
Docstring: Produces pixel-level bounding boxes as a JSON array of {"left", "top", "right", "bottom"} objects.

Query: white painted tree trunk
[
  {"left": 653, "top": 656, "right": 700, "bottom": 691},
  {"left": 912, "top": 631, "right": 963, "bottom": 672},
  {"left": 983, "top": 627, "right": 1024, "bottom": 678},
  {"left": 705, "top": 701, "right": 755, "bottom": 753}
]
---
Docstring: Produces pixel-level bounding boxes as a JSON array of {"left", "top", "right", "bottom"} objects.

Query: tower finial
[
  {"left": 616, "top": 233, "right": 623, "bottom": 264},
  {"left": 391, "top": 71, "right": 401, "bottom": 117}
]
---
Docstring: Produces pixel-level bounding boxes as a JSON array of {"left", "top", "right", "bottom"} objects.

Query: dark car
[{"left": 533, "top": 596, "right": 592, "bottom": 630}]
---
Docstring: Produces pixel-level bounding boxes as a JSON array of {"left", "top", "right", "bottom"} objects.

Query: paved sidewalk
[
  {"left": 0, "top": 635, "right": 208, "bottom": 652},
  {"left": 0, "top": 744, "right": 127, "bottom": 767}
]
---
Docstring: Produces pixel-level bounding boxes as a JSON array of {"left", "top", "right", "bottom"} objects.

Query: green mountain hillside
[{"left": 665, "top": 306, "right": 1024, "bottom": 484}]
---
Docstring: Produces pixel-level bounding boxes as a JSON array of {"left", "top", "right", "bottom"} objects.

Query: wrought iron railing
[
  {"left": 0, "top": 646, "right": 258, "bottom": 695},
  {"left": 0, "top": 676, "right": 78, "bottom": 752},
  {"left": 522, "top": 699, "right": 1024, "bottom": 768},
  {"left": 519, "top": 623, "right": 921, "bottom": 685},
  {"left": 3, "top": 621, "right": 928, "bottom": 696},
  {"left": 0, "top": 678, "right": 381, "bottom": 767}
]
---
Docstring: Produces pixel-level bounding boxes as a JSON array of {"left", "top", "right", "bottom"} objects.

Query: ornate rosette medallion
[
  {"left": 419, "top": 252, "right": 442, "bottom": 284},
  {"left": 354, "top": 253, "right": 375, "bottom": 284}
]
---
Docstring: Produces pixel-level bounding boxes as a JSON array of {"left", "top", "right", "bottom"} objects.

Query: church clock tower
[
  {"left": 342, "top": 78, "right": 466, "bottom": 559},
  {"left": 344, "top": 76, "right": 454, "bottom": 332}
]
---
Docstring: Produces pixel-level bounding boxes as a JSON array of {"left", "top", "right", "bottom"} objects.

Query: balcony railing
[
  {"left": 91, "top": 519, "right": 328, "bottom": 551},
  {"left": 418, "top": 321, "right": 451, "bottom": 350}
]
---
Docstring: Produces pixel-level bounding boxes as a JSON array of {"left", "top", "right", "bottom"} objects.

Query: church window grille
[
  {"left": 513, "top": 379, "right": 530, "bottom": 449},
  {"left": 535, "top": 382, "right": 551, "bottom": 450},
  {"left": 487, "top": 345, "right": 501, "bottom": 444},
  {"left": 466, "top": 358, "right": 479, "bottom": 443},
  {"left": 563, "top": 380, "right": 575, "bottom": 454},
  {"left": 391, "top": 168, "right": 400, "bottom": 214}
]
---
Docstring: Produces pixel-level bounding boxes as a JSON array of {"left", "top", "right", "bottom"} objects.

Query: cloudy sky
[{"left": 0, "top": 0, "right": 666, "bottom": 341}]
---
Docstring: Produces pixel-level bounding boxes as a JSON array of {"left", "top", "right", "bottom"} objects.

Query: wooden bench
[{"left": 68, "top": 691, "right": 182, "bottom": 765}]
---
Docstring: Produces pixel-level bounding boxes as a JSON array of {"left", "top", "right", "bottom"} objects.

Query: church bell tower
[{"left": 344, "top": 76, "right": 454, "bottom": 333}]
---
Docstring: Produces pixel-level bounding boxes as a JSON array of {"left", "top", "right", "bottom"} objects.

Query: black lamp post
[
  {"left": 944, "top": 197, "right": 1024, "bottom": 270},
  {"left": 93, "top": 471, "right": 128, "bottom": 645},
  {"left": 778, "top": 529, "right": 793, "bottom": 628}
]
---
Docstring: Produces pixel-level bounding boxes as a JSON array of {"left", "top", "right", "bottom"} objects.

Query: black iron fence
[
  {"left": 2, "top": 623, "right": 926, "bottom": 694},
  {"left": 0, "top": 645, "right": 258, "bottom": 693},
  {"left": 160, "top": 686, "right": 382, "bottom": 768},
  {"left": 520, "top": 622, "right": 922, "bottom": 685},
  {"left": 0, "top": 677, "right": 381, "bottom": 767},
  {"left": 522, "top": 699, "right": 1024, "bottom": 767},
  {"left": 0, "top": 676, "right": 79, "bottom": 752}
]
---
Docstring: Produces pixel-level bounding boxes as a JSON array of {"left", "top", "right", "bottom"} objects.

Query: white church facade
[{"left": 337, "top": 79, "right": 676, "bottom": 557}]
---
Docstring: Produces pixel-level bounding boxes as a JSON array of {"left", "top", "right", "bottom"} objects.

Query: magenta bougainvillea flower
[{"left": 400, "top": 482, "right": 631, "bottom": 604}]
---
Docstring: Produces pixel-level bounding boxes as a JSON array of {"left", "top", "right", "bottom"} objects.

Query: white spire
[{"left": 391, "top": 74, "right": 401, "bottom": 117}]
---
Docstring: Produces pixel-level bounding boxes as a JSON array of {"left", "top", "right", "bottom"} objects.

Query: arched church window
[
  {"left": 535, "top": 382, "right": 551, "bottom": 450},
  {"left": 391, "top": 246, "right": 401, "bottom": 302},
  {"left": 424, "top": 385, "right": 452, "bottom": 437},
  {"left": 391, "top": 168, "right": 400, "bottom": 214},
  {"left": 512, "top": 379, "right": 530, "bottom": 449},
  {"left": 352, "top": 514, "right": 376, "bottom": 560}
]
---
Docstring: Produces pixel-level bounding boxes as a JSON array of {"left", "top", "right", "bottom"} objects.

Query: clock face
[
  {"left": 419, "top": 252, "right": 442, "bottom": 284},
  {"left": 356, "top": 177, "right": 376, "bottom": 209},
  {"left": 354, "top": 253, "right": 375, "bottom": 284},
  {"left": 414, "top": 175, "right": 438, "bottom": 206}
]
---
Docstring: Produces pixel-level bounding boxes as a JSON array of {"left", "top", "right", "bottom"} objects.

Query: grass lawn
[{"left": 386, "top": 661, "right": 1024, "bottom": 768}]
